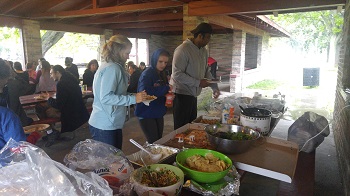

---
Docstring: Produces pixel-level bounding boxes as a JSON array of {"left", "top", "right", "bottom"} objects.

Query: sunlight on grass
[{"left": 247, "top": 80, "right": 283, "bottom": 90}]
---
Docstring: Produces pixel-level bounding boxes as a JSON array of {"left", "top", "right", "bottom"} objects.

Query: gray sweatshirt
[{"left": 170, "top": 39, "right": 218, "bottom": 97}]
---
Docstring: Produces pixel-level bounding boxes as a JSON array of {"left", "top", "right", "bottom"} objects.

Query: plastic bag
[
  {"left": 64, "top": 139, "right": 134, "bottom": 195},
  {"left": 287, "top": 112, "right": 330, "bottom": 153},
  {"left": 0, "top": 138, "right": 112, "bottom": 196}
]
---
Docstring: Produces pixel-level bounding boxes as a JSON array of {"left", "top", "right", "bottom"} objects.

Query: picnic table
[{"left": 19, "top": 91, "right": 93, "bottom": 106}]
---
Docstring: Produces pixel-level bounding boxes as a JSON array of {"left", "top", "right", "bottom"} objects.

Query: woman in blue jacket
[
  {"left": 135, "top": 49, "right": 171, "bottom": 143},
  {"left": 89, "top": 35, "right": 147, "bottom": 149}
]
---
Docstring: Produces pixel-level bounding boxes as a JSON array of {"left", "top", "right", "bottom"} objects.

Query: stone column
[
  {"left": 21, "top": 19, "right": 42, "bottom": 66},
  {"left": 230, "top": 30, "right": 246, "bottom": 93},
  {"left": 182, "top": 4, "right": 207, "bottom": 41},
  {"left": 259, "top": 33, "right": 269, "bottom": 68},
  {"left": 99, "top": 29, "right": 113, "bottom": 62}
]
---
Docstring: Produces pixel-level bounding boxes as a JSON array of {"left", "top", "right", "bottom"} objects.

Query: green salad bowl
[{"left": 176, "top": 149, "right": 232, "bottom": 183}]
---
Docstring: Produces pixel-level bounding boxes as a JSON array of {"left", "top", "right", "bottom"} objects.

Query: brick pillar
[
  {"left": 259, "top": 33, "right": 269, "bottom": 68},
  {"left": 230, "top": 30, "right": 246, "bottom": 93},
  {"left": 182, "top": 4, "right": 207, "bottom": 41},
  {"left": 21, "top": 19, "right": 42, "bottom": 66},
  {"left": 99, "top": 29, "right": 113, "bottom": 62}
]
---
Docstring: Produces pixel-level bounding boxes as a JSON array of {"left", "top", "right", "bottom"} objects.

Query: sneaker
[{"left": 45, "top": 129, "right": 60, "bottom": 147}]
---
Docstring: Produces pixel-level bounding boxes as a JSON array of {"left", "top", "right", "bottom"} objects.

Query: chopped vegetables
[
  {"left": 140, "top": 167, "right": 179, "bottom": 187},
  {"left": 213, "top": 131, "right": 253, "bottom": 141}
]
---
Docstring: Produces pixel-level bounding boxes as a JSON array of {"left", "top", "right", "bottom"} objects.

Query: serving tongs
[{"left": 239, "top": 105, "right": 248, "bottom": 115}]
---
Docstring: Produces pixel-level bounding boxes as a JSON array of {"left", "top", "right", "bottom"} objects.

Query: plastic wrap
[
  {"left": 288, "top": 111, "right": 330, "bottom": 153},
  {"left": 0, "top": 139, "right": 112, "bottom": 196},
  {"left": 183, "top": 165, "right": 240, "bottom": 196},
  {"left": 64, "top": 139, "right": 134, "bottom": 195}
]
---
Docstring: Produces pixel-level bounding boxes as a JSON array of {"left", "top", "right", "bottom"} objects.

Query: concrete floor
[{"left": 36, "top": 80, "right": 344, "bottom": 196}]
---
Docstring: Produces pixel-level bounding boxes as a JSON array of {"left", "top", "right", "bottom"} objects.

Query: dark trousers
[
  {"left": 210, "top": 62, "right": 217, "bottom": 79},
  {"left": 173, "top": 93, "right": 197, "bottom": 130},
  {"left": 89, "top": 125, "right": 123, "bottom": 150},
  {"left": 139, "top": 118, "right": 164, "bottom": 143}
]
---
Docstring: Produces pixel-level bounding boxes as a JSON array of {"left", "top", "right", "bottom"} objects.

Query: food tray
[
  {"left": 23, "top": 124, "right": 50, "bottom": 134},
  {"left": 192, "top": 116, "right": 221, "bottom": 125},
  {"left": 155, "top": 123, "right": 299, "bottom": 183},
  {"left": 126, "top": 143, "right": 179, "bottom": 167}
]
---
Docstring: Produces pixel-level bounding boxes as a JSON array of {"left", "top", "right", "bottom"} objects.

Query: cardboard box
[{"left": 154, "top": 123, "right": 299, "bottom": 183}]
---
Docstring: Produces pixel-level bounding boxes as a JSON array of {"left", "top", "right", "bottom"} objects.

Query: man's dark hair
[
  {"left": 0, "top": 59, "right": 11, "bottom": 79},
  {"left": 52, "top": 65, "right": 66, "bottom": 74},
  {"left": 13, "top": 62, "right": 23, "bottom": 71},
  {"left": 26, "top": 62, "right": 35, "bottom": 70},
  {"left": 129, "top": 63, "right": 138, "bottom": 70},
  {"left": 191, "top": 23, "right": 213, "bottom": 38}
]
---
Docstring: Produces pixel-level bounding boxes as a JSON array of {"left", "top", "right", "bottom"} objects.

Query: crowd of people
[
  {"left": 0, "top": 56, "right": 99, "bottom": 148},
  {"left": 0, "top": 22, "right": 220, "bottom": 152}
]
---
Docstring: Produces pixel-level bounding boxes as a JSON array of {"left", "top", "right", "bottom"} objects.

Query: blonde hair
[{"left": 102, "top": 34, "right": 132, "bottom": 65}]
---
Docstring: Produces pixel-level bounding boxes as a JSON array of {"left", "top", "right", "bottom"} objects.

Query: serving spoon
[
  {"left": 239, "top": 105, "right": 248, "bottom": 115},
  {"left": 129, "top": 139, "right": 162, "bottom": 163}
]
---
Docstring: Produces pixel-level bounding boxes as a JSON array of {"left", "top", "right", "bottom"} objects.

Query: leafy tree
[
  {"left": 268, "top": 10, "right": 344, "bottom": 60},
  {"left": 0, "top": 27, "right": 22, "bottom": 60}
]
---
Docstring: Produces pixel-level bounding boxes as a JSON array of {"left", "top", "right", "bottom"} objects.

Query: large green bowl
[{"left": 176, "top": 149, "right": 232, "bottom": 183}]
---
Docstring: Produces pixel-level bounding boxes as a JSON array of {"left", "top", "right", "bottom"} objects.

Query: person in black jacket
[
  {"left": 48, "top": 65, "right": 89, "bottom": 145},
  {"left": 0, "top": 59, "right": 33, "bottom": 126},
  {"left": 127, "top": 63, "right": 141, "bottom": 93},
  {"left": 64, "top": 57, "right": 79, "bottom": 79},
  {"left": 13, "top": 62, "right": 29, "bottom": 83},
  {"left": 83, "top": 59, "right": 99, "bottom": 87}
]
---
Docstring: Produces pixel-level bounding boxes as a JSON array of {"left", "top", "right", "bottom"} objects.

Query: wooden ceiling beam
[
  {"left": 42, "top": 0, "right": 70, "bottom": 12},
  {"left": 93, "top": 0, "right": 99, "bottom": 9},
  {"left": 77, "top": 13, "right": 183, "bottom": 25},
  {"left": 116, "top": 26, "right": 183, "bottom": 32},
  {"left": 107, "top": 20, "right": 182, "bottom": 29},
  {"left": 188, "top": 0, "right": 345, "bottom": 16},
  {"left": 30, "top": 1, "right": 183, "bottom": 19},
  {"left": 40, "top": 21, "right": 105, "bottom": 35},
  {"left": 257, "top": 15, "right": 290, "bottom": 37},
  {"left": 207, "top": 15, "right": 265, "bottom": 36},
  {"left": 1, "top": 0, "right": 31, "bottom": 14},
  {"left": 113, "top": 30, "right": 151, "bottom": 39},
  {"left": 0, "top": 15, "right": 22, "bottom": 28}
]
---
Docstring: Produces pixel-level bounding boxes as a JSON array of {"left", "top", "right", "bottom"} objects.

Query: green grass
[{"left": 246, "top": 79, "right": 282, "bottom": 90}]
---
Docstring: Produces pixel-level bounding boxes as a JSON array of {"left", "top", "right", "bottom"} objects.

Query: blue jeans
[{"left": 89, "top": 125, "right": 123, "bottom": 150}]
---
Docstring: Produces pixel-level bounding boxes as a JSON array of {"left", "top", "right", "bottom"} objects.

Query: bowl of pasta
[
  {"left": 130, "top": 164, "right": 184, "bottom": 196},
  {"left": 175, "top": 149, "right": 232, "bottom": 183}
]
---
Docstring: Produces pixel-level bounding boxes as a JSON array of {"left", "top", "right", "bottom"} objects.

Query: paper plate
[
  {"left": 23, "top": 124, "right": 50, "bottom": 134},
  {"left": 143, "top": 96, "right": 157, "bottom": 106}
]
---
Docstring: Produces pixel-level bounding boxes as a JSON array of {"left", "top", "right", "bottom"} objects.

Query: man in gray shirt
[{"left": 170, "top": 23, "right": 220, "bottom": 129}]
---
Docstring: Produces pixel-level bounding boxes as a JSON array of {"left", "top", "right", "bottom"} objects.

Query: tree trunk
[{"left": 41, "top": 31, "right": 65, "bottom": 56}]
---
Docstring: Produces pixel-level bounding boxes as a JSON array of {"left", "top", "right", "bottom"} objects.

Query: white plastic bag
[
  {"left": 287, "top": 112, "right": 330, "bottom": 153},
  {"left": 0, "top": 139, "right": 112, "bottom": 196},
  {"left": 64, "top": 139, "right": 134, "bottom": 195}
]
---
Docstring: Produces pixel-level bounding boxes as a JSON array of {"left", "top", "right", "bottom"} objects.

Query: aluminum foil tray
[{"left": 126, "top": 143, "right": 179, "bottom": 167}]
